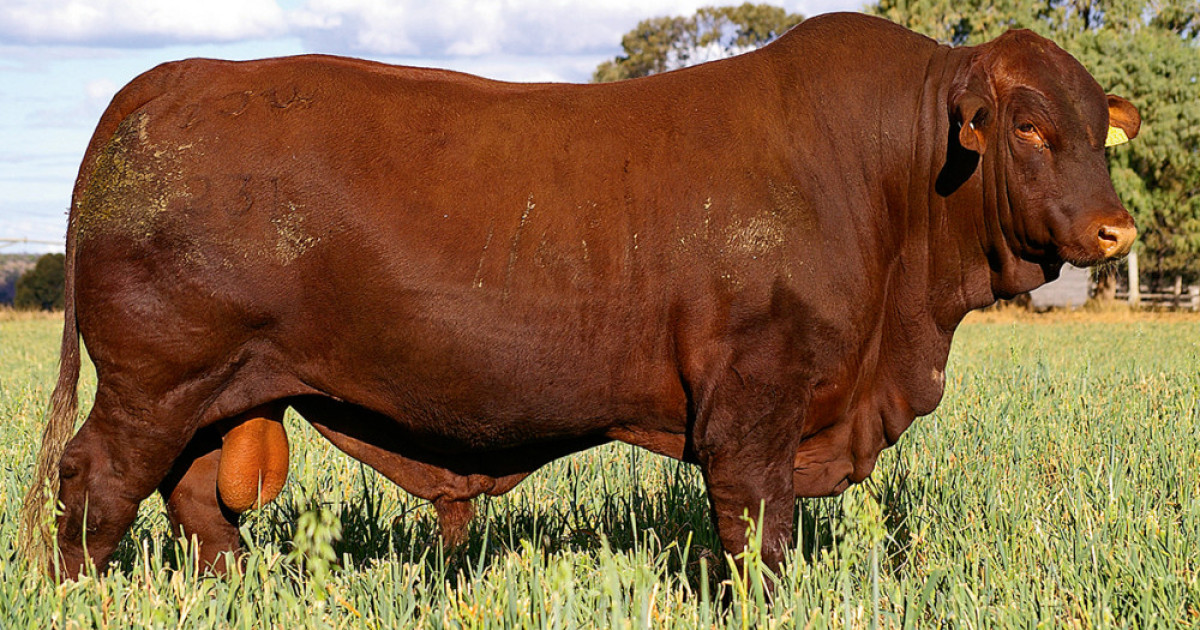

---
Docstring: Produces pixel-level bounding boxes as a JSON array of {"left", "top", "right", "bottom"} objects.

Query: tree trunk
[{"left": 1094, "top": 268, "right": 1116, "bottom": 302}]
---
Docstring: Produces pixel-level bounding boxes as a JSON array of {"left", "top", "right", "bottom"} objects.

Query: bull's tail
[{"left": 16, "top": 222, "right": 80, "bottom": 571}]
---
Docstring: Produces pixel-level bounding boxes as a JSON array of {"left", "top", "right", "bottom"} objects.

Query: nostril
[{"left": 1095, "top": 222, "right": 1136, "bottom": 258}]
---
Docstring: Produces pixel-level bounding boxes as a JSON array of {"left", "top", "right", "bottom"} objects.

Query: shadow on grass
[{"left": 109, "top": 444, "right": 923, "bottom": 594}]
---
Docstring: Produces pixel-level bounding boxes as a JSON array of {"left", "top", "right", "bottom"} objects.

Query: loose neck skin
[
  {"left": 877, "top": 43, "right": 982, "bottom": 418},
  {"left": 914, "top": 44, "right": 1000, "bottom": 331}
]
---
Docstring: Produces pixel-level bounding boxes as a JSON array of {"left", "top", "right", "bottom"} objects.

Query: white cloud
[
  {"left": 0, "top": 0, "right": 288, "bottom": 46},
  {"left": 0, "top": 0, "right": 847, "bottom": 58},
  {"left": 800, "top": 0, "right": 869, "bottom": 16},
  {"left": 26, "top": 76, "right": 121, "bottom": 128},
  {"left": 290, "top": 0, "right": 811, "bottom": 58}
]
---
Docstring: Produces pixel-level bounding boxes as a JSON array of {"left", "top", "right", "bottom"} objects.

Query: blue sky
[{"left": 0, "top": 0, "right": 864, "bottom": 253}]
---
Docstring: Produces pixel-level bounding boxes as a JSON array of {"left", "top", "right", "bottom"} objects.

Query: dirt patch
[
  {"left": 270, "top": 207, "right": 318, "bottom": 265},
  {"left": 75, "top": 112, "right": 185, "bottom": 242}
]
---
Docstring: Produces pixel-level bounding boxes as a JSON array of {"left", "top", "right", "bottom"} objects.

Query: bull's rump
[{"left": 71, "top": 56, "right": 758, "bottom": 449}]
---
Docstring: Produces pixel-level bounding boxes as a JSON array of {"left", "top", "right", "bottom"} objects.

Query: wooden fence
[{"left": 1115, "top": 285, "right": 1200, "bottom": 310}]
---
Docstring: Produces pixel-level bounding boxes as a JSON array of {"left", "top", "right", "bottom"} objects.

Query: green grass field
[{"left": 1, "top": 311, "right": 1198, "bottom": 628}]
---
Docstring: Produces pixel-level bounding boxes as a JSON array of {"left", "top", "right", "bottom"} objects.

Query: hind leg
[
  {"left": 158, "top": 427, "right": 241, "bottom": 573},
  {"left": 56, "top": 388, "right": 196, "bottom": 578}
]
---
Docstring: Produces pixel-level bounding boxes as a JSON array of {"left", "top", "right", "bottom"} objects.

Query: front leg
[{"left": 693, "top": 374, "right": 802, "bottom": 570}]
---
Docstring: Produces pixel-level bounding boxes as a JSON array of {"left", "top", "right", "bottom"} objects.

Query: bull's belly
[{"left": 292, "top": 323, "right": 689, "bottom": 456}]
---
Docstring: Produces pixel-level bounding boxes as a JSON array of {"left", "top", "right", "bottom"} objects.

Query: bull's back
[{"left": 77, "top": 55, "right": 704, "bottom": 282}]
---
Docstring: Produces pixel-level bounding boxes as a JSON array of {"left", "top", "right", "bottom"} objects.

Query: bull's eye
[{"left": 1015, "top": 122, "right": 1047, "bottom": 151}]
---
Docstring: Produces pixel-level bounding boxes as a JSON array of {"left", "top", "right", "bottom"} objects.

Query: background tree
[
  {"left": 14, "top": 253, "right": 65, "bottom": 311},
  {"left": 593, "top": 3, "right": 804, "bottom": 82},
  {"left": 869, "top": 0, "right": 1200, "bottom": 286},
  {"left": 0, "top": 255, "right": 36, "bottom": 305}
]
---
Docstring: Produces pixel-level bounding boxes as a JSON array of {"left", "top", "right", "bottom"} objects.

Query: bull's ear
[
  {"left": 1106, "top": 95, "right": 1140, "bottom": 146},
  {"left": 955, "top": 92, "right": 991, "bottom": 155}
]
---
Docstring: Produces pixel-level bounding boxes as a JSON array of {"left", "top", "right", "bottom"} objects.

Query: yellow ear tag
[{"left": 1105, "top": 126, "right": 1129, "bottom": 147}]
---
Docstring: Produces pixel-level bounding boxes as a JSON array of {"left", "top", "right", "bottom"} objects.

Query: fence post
[
  {"left": 1191, "top": 285, "right": 1199, "bottom": 311},
  {"left": 1127, "top": 248, "right": 1140, "bottom": 306}
]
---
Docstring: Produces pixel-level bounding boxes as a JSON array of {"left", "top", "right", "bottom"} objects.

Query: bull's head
[{"left": 949, "top": 30, "right": 1139, "bottom": 268}]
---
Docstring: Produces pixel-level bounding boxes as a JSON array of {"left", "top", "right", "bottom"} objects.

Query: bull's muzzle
[{"left": 1097, "top": 220, "right": 1136, "bottom": 260}]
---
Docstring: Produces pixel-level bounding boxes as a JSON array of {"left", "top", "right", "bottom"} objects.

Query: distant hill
[{"left": 0, "top": 255, "right": 37, "bottom": 304}]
